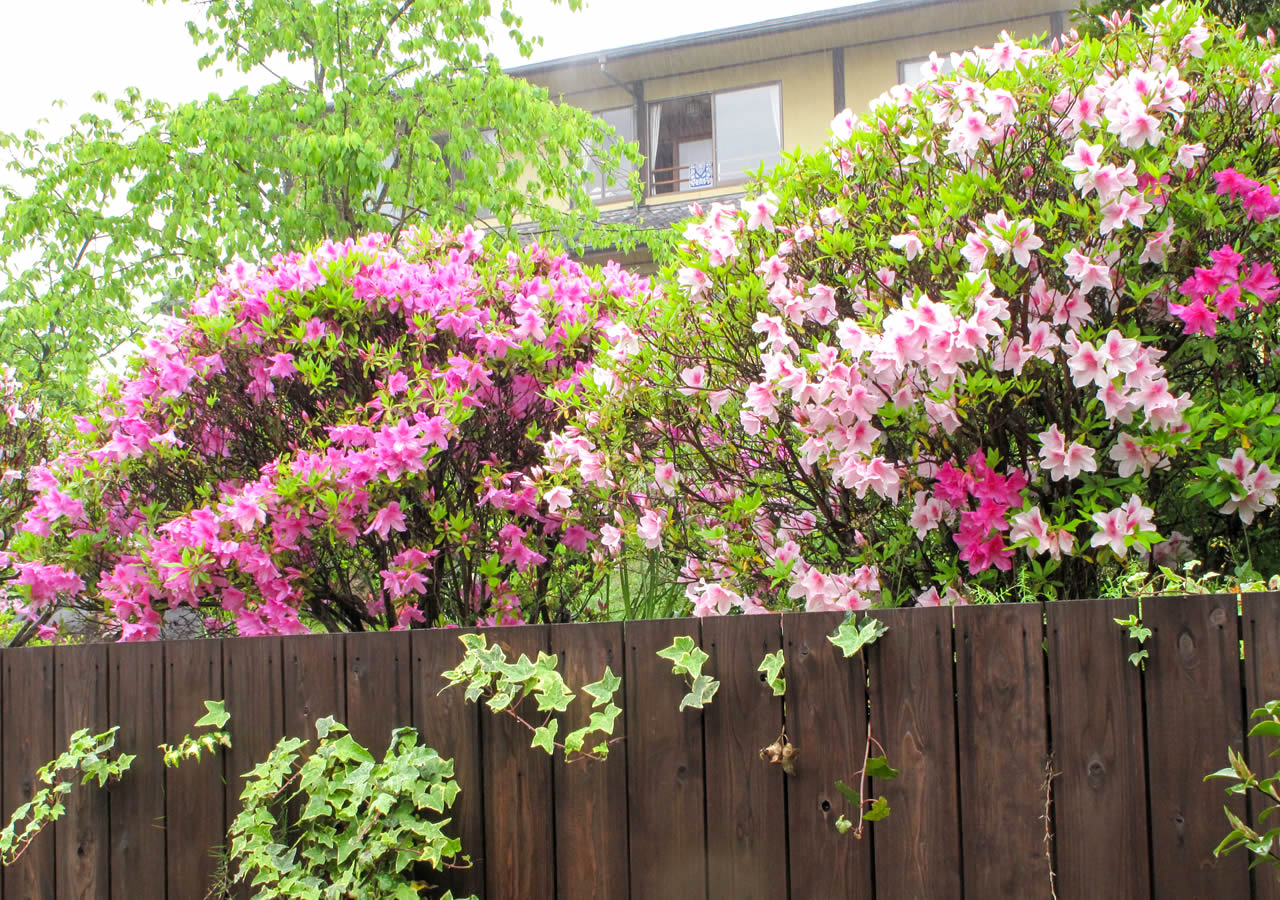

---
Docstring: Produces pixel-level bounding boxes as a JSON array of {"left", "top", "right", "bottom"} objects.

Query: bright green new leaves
[
  {"left": 1209, "top": 700, "right": 1280, "bottom": 872},
  {"left": 160, "top": 699, "right": 233, "bottom": 768},
  {"left": 0, "top": 726, "right": 134, "bottom": 865},
  {"left": 225, "top": 718, "right": 468, "bottom": 899},
  {"left": 0, "top": 0, "right": 641, "bottom": 406},
  {"left": 758, "top": 649, "right": 786, "bottom": 697},
  {"left": 828, "top": 615, "right": 889, "bottom": 660},
  {"left": 658, "top": 635, "right": 720, "bottom": 711},
  {"left": 1113, "top": 613, "right": 1152, "bottom": 668},
  {"left": 441, "top": 633, "right": 622, "bottom": 760}
]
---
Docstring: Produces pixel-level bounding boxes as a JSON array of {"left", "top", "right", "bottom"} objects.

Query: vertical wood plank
[
  {"left": 550, "top": 622, "right": 628, "bottom": 900},
  {"left": 282, "top": 633, "right": 346, "bottom": 741},
  {"left": 1145, "top": 593, "right": 1250, "bottom": 899},
  {"left": 413, "top": 627, "right": 485, "bottom": 900},
  {"left": 955, "top": 602, "right": 1049, "bottom": 898},
  {"left": 164, "top": 638, "right": 224, "bottom": 900},
  {"left": 783, "top": 611, "right": 872, "bottom": 898},
  {"left": 1046, "top": 596, "right": 1151, "bottom": 900},
  {"left": 702, "top": 614, "right": 786, "bottom": 900},
  {"left": 1243, "top": 592, "right": 1280, "bottom": 900},
  {"left": 108, "top": 641, "right": 165, "bottom": 900},
  {"left": 222, "top": 636, "right": 283, "bottom": 900},
  {"left": 345, "top": 630, "right": 410, "bottom": 758},
  {"left": 3, "top": 646, "right": 55, "bottom": 899},
  {"left": 480, "top": 625, "right": 555, "bottom": 900},
  {"left": 624, "top": 618, "right": 707, "bottom": 900},
  {"left": 866, "top": 606, "right": 962, "bottom": 900},
  {"left": 54, "top": 644, "right": 111, "bottom": 900}
]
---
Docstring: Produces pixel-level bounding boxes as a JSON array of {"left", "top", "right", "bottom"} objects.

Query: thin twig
[{"left": 1042, "top": 754, "right": 1059, "bottom": 900}]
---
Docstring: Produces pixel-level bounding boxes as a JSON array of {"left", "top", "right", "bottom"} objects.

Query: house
[{"left": 508, "top": 0, "right": 1075, "bottom": 268}]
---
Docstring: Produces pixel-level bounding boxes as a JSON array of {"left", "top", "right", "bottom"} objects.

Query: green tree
[
  {"left": 0, "top": 0, "right": 639, "bottom": 407},
  {"left": 1074, "top": 0, "right": 1280, "bottom": 38}
]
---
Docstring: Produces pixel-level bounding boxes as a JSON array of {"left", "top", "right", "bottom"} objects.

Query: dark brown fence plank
[
  {"left": 550, "top": 621, "right": 628, "bottom": 900},
  {"left": 955, "top": 602, "right": 1049, "bottom": 898},
  {"left": 164, "top": 638, "right": 225, "bottom": 900},
  {"left": 413, "top": 627, "right": 485, "bottom": 900},
  {"left": 480, "top": 625, "right": 555, "bottom": 900},
  {"left": 1046, "top": 596, "right": 1150, "bottom": 900},
  {"left": 345, "top": 630, "right": 410, "bottom": 758},
  {"left": 782, "top": 611, "right": 872, "bottom": 898},
  {"left": 867, "top": 606, "right": 962, "bottom": 900},
  {"left": 282, "top": 633, "right": 346, "bottom": 741},
  {"left": 54, "top": 644, "right": 110, "bottom": 900},
  {"left": 1243, "top": 591, "right": 1280, "bottom": 900},
  {"left": 624, "top": 618, "right": 707, "bottom": 900},
  {"left": 1145, "top": 594, "right": 1250, "bottom": 898},
  {"left": 702, "top": 614, "right": 786, "bottom": 900},
  {"left": 108, "top": 641, "right": 165, "bottom": 900},
  {"left": 222, "top": 635, "right": 283, "bottom": 900},
  {"left": 3, "top": 646, "right": 55, "bottom": 899}
]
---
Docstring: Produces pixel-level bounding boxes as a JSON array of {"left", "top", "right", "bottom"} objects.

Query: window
[
  {"left": 898, "top": 54, "right": 955, "bottom": 87},
  {"left": 586, "top": 107, "right": 637, "bottom": 202},
  {"left": 647, "top": 84, "right": 781, "bottom": 195}
]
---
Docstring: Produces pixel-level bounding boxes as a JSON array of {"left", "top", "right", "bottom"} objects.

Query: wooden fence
[{"left": 2, "top": 593, "right": 1280, "bottom": 899}]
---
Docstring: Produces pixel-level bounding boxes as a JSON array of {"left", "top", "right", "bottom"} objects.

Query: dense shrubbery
[
  {"left": 6, "top": 229, "right": 642, "bottom": 640},
  {"left": 6, "top": 1, "right": 1280, "bottom": 638},
  {"left": 561, "top": 1, "right": 1280, "bottom": 613}
]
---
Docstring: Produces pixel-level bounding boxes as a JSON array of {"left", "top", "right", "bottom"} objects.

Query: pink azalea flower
[{"left": 1038, "top": 425, "right": 1098, "bottom": 481}]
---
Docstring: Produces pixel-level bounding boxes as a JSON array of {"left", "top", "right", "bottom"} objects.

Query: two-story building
[{"left": 508, "top": 0, "right": 1074, "bottom": 268}]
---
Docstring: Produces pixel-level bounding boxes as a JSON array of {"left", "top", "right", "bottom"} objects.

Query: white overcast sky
[{"left": 0, "top": 0, "right": 861, "bottom": 138}]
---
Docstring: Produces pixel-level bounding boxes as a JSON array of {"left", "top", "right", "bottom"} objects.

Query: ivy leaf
[
  {"left": 194, "top": 699, "right": 231, "bottom": 729},
  {"left": 829, "top": 616, "right": 889, "bottom": 659},
  {"left": 531, "top": 721, "right": 558, "bottom": 755},
  {"left": 864, "top": 756, "right": 899, "bottom": 781},
  {"left": 680, "top": 674, "right": 720, "bottom": 711},
  {"left": 864, "top": 797, "right": 891, "bottom": 822},
  {"left": 834, "top": 779, "right": 860, "bottom": 807},
  {"left": 758, "top": 650, "right": 786, "bottom": 696},
  {"left": 582, "top": 667, "right": 621, "bottom": 707}
]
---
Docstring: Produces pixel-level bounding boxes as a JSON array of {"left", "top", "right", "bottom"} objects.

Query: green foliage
[
  {"left": 1113, "top": 613, "right": 1152, "bottom": 668},
  {"left": 1075, "top": 0, "right": 1280, "bottom": 38},
  {"left": 0, "top": 726, "right": 134, "bottom": 865},
  {"left": 657, "top": 635, "right": 720, "bottom": 710},
  {"left": 223, "top": 717, "right": 470, "bottom": 900},
  {"left": 160, "top": 699, "right": 232, "bottom": 768},
  {"left": 758, "top": 649, "right": 786, "bottom": 697},
  {"left": 1208, "top": 699, "right": 1280, "bottom": 871},
  {"left": 828, "top": 615, "right": 888, "bottom": 659},
  {"left": 0, "top": 0, "right": 640, "bottom": 405},
  {"left": 440, "top": 633, "right": 622, "bottom": 760}
]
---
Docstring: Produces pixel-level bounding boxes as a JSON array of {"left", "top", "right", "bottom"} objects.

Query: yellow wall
[{"left": 843, "top": 13, "right": 1060, "bottom": 113}]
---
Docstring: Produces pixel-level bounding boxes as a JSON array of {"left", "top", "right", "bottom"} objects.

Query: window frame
[
  {"left": 897, "top": 54, "right": 956, "bottom": 87},
  {"left": 645, "top": 80, "right": 783, "bottom": 197},
  {"left": 585, "top": 105, "right": 639, "bottom": 204}
]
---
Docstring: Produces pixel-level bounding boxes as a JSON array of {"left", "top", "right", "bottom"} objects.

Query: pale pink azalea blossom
[{"left": 1038, "top": 424, "right": 1098, "bottom": 481}]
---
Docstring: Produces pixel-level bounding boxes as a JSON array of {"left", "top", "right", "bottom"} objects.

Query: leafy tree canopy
[
  {"left": 0, "top": 0, "right": 639, "bottom": 407},
  {"left": 1074, "top": 0, "right": 1280, "bottom": 37}
]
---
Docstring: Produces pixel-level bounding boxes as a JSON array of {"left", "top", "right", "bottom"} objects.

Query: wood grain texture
[
  {"left": 108, "top": 641, "right": 165, "bottom": 900},
  {"left": 1243, "top": 592, "right": 1280, "bottom": 900},
  {"left": 781, "top": 611, "right": 872, "bottom": 898},
  {"left": 1144, "top": 593, "right": 1250, "bottom": 900},
  {"left": 623, "top": 618, "right": 707, "bottom": 900},
  {"left": 412, "top": 627, "right": 485, "bottom": 900},
  {"left": 479, "top": 625, "right": 555, "bottom": 900},
  {"left": 955, "top": 602, "right": 1049, "bottom": 899},
  {"left": 164, "top": 638, "right": 224, "bottom": 900},
  {"left": 54, "top": 644, "right": 110, "bottom": 900},
  {"left": 3, "top": 646, "right": 55, "bottom": 900},
  {"left": 344, "top": 630, "right": 411, "bottom": 758},
  {"left": 221, "top": 635, "right": 283, "bottom": 900},
  {"left": 701, "top": 614, "right": 787, "bottom": 900},
  {"left": 866, "top": 606, "right": 962, "bottom": 900},
  {"left": 1046, "top": 596, "right": 1151, "bottom": 900},
  {"left": 281, "top": 633, "right": 345, "bottom": 742},
  {"left": 551, "top": 621, "right": 629, "bottom": 900}
]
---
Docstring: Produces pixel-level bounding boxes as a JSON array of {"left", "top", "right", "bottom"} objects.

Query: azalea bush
[
  {"left": 5, "top": 228, "right": 643, "bottom": 640},
  {"left": 559, "top": 1, "right": 1280, "bottom": 613}
]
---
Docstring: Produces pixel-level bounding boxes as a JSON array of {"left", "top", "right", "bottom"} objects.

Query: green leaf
[
  {"left": 194, "top": 699, "right": 231, "bottom": 729},
  {"left": 864, "top": 796, "right": 891, "bottom": 822},
  {"left": 864, "top": 757, "right": 899, "bottom": 781},
  {"left": 758, "top": 650, "right": 786, "bottom": 697},
  {"left": 582, "top": 667, "right": 621, "bottom": 707},
  {"left": 531, "top": 721, "right": 558, "bottom": 755},
  {"left": 829, "top": 616, "right": 889, "bottom": 659},
  {"left": 679, "top": 674, "right": 720, "bottom": 711},
  {"left": 834, "top": 779, "right": 860, "bottom": 807}
]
